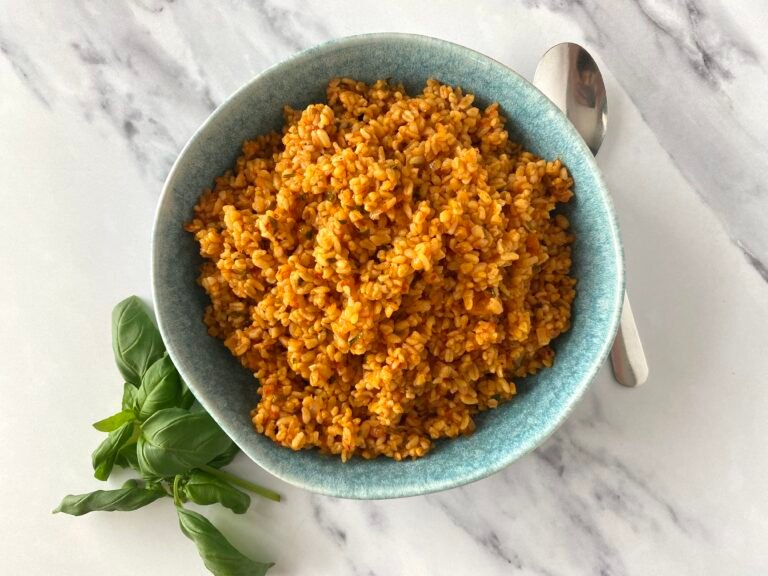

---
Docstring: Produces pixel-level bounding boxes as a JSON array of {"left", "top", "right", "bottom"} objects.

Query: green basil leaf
[
  {"left": 179, "top": 382, "right": 196, "bottom": 410},
  {"left": 92, "top": 421, "right": 136, "bottom": 481},
  {"left": 122, "top": 382, "right": 137, "bottom": 411},
  {"left": 137, "top": 408, "right": 232, "bottom": 478},
  {"left": 136, "top": 354, "right": 181, "bottom": 420},
  {"left": 206, "top": 442, "right": 240, "bottom": 469},
  {"left": 92, "top": 409, "right": 136, "bottom": 432},
  {"left": 115, "top": 442, "right": 140, "bottom": 471},
  {"left": 54, "top": 479, "right": 165, "bottom": 516},
  {"left": 189, "top": 400, "right": 206, "bottom": 413},
  {"left": 182, "top": 471, "right": 250, "bottom": 514},
  {"left": 177, "top": 507, "right": 273, "bottom": 576},
  {"left": 112, "top": 296, "right": 166, "bottom": 387}
]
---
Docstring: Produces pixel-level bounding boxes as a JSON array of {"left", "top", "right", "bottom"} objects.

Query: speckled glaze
[{"left": 152, "top": 33, "right": 624, "bottom": 499}]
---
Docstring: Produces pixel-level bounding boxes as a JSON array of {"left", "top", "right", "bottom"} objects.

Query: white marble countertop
[{"left": 2, "top": 1, "right": 767, "bottom": 574}]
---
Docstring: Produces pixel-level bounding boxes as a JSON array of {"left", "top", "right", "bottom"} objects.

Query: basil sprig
[{"left": 56, "top": 296, "right": 280, "bottom": 575}]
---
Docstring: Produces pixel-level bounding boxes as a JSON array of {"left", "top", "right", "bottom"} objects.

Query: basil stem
[{"left": 199, "top": 465, "right": 281, "bottom": 503}]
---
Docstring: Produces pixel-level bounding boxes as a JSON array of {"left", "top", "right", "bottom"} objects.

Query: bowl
[{"left": 152, "top": 33, "right": 624, "bottom": 499}]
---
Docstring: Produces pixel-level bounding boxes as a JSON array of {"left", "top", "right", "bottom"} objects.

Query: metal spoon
[{"left": 533, "top": 42, "right": 649, "bottom": 387}]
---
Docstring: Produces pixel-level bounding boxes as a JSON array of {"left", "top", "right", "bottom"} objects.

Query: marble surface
[{"left": 1, "top": 1, "right": 766, "bottom": 574}]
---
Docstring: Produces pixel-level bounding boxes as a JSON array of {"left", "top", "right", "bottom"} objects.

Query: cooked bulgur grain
[{"left": 186, "top": 78, "right": 576, "bottom": 461}]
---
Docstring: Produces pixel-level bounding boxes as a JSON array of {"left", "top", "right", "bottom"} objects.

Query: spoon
[{"left": 533, "top": 42, "right": 649, "bottom": 387}]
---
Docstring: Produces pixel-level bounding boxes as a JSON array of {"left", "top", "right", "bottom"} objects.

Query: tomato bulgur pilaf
[{"left": 186, "top": 78, "right": 576, "bottom": 461}]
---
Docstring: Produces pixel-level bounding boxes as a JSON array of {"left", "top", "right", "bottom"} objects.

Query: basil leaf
[
  {"left": 115, "top": 442, "right": 140, "bottom": 471},
  {"left": 137, "top": 408, "right": 232, "bottom": 478},
  {"left": 183, "top": 471, "right": 250, "bottom": 514},
  {"left": 190, "top": 401, "right": 206, "bottom": 413},
  {"left": 54, "top": 479, "right": 165, "bottom": 516},
  {"left": 207, "top": 442, "right": 240, "bottom": 469},
  {"left": 122, "top": 382, "right": 137, "bottom": 411},
  {"left": 136, "top": 354, "right": 181, "bottom": 420},
  {"left": 112, "top": 296, "right": 166, "bottom": 387},
  {"left": 179, "top": 382, "right": 196, "bottom": 410},
  {"left": 92, "top": 421, "right": 136, "bottom": 481},
  {"left": 177, "top": 507, "right": 273, "bottom": 575},
  {"left": 92, "top": 409, "right": 136, "bottom": 432}
]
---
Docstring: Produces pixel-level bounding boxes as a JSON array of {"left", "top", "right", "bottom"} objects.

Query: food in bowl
[{"left": 186, "top": 78, "right": 576, "bottom": 461}]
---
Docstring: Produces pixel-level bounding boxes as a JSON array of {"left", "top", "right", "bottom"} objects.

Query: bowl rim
[{"left": 152, "top": 32, "right": 625, "bottom": 498}]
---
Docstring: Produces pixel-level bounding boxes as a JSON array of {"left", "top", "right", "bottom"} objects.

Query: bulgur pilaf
[{"left": 186, "top": 78, "right": 576, "bottom": 461}]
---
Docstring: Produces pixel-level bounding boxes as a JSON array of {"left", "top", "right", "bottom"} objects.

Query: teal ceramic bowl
[{"left": 152, "top": 33, "right": 624, "bottom": 499}]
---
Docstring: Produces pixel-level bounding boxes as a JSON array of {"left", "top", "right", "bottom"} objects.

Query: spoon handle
[{"left": 610, "top": 291, "right": 649, "bottom": 386}]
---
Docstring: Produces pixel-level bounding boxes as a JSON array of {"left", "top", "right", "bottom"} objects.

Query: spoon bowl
[
  {"left": 534, "top": 42, "right": 648, "bottom": 387},
  {"left": 533, "top": 42, "right": 608, "bottom": 155}
]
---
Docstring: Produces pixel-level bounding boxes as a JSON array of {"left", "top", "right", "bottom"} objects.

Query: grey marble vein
[
  {"left": 738, "top": 240, "right": 768, "bottom": 282},
  {"left": 310, "top": 495, "right": 349, "bottom": 546},
  {"left": 308, "top": 495, "right": 384, "bottom": 576},
  {"left": 427, "top": 492, "right": 524, "bottom": 569},
  {"left": 359, "top": 501, "right": 388, "bottom": 533},
  {"left": 0, "top": 35, "right": 53, "bottom": 107},
  {"left": 537, "top": 430, "right": 706, "bottom": 539},
  {"left": 635, "top": 0, "right": 757, "bottom": 88}
]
